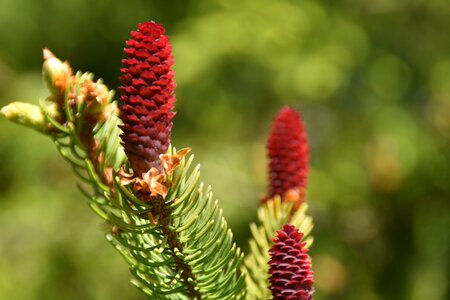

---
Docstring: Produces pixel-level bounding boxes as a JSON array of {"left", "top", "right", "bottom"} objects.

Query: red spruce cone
[
  {"left": 269, "top": 224, "right": 315, "bottom": 300},
  {"left": 119, "top": 21, "right": 176, "bottom": 176},
  {"left": 266, "top": 106, "right": 309, "bottom": 207}
]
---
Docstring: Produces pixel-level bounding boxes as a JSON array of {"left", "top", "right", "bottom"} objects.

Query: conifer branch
[
  {"left": 2, "top": 47, "right": 247, "bottom": 298},
  {"left": 111, "top": 150, "right": 246, "bottom": 299}
]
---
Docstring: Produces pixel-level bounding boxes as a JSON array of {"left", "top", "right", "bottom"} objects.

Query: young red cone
[
  {"left": 265, "top": 106, "right": 309, "bottom": 208},
  {"left": 269, "top": 224, "right": 315, "bottom": 300},
  {"left": 119, "top": 21, "right": 176, "bottom": 176}
]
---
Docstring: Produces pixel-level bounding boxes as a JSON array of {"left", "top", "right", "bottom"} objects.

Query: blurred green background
[{"left": 0, "top": 0, "right": 449, "bottom": 299}]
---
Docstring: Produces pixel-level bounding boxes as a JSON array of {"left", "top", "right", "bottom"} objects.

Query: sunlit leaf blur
[{"left": 0, "top": 0, "right": 449, "bottom": 299}]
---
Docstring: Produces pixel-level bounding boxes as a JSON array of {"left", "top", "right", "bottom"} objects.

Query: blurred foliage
[{"left": 0, "top": 0, "right": 449, "bottom": 299}]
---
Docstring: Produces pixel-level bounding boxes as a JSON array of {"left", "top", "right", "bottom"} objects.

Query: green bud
[
  {"left": 42, "top": 48, "right": 72, "bottom": 98},
  {"left": 0, "top": 101, "right": 58, "bottom": 133}
]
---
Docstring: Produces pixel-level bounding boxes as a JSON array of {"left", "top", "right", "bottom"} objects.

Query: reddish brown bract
[
  {"left": 119, "top": 21, "right": 176, "bottom": 176},
  {"left": 269, "top": 224, "right": 315, "bottom": 300},
  {"left": 266, "top": 106, "right": 309, "bottom": 206}
]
